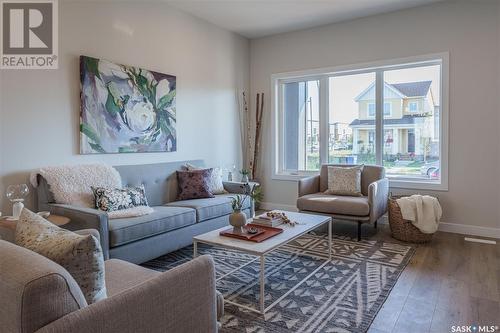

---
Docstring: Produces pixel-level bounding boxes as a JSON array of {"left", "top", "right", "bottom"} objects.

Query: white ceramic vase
[
  {"left": 229, "top": 210, "right": 247, "bottom": 233},
  {"left": 12, "top": 201, "right": 24, "bottom": 220}
]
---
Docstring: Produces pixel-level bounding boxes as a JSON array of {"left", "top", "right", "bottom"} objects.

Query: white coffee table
[{"left": 193, "top": 211, "right": 332, "bottom": 315}]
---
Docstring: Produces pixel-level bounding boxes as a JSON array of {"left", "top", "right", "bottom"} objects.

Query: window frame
[
  {"left": 367, "top": 103, "right": 376, "bottom": 117},
  {"left": 408, "top": 101, "right": 418, "bottom": 112},
  {"left": 367, "top": 102, "right": 391, "bottom": 117},
  {"left": 271, "top": 52, "right": 449, "bottom": 191}
]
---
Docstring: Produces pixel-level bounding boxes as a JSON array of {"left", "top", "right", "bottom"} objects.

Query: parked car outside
[{"left": 420, "top": 161, "right": 439, "bottom": 177}]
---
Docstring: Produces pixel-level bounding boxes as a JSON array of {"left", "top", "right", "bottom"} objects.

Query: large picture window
[{"left": 272, "top": 54, "right": 448, "bottom": 190}]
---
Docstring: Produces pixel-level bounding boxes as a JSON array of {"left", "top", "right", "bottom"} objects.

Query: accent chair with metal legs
[{"left": 296, "top": 164, "right": 389, "bottom": 241}]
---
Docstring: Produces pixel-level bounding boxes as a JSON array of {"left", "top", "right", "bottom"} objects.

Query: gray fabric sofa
[
  {"left": 36, "top": 160, "right": 253, "bottom": 263},
  {"left": 297, "top": 164, "right": 389, "bottom": 241},
  {"left": 0, "top": 238, "right": 222, "bottom": 333}
]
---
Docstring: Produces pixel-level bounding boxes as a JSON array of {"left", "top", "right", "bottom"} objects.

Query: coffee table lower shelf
[{"left": 192, "top": 215, "right": 332, "bottom": 315}]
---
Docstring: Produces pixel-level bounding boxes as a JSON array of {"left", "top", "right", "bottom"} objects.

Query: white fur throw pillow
[
  {"left": 31, "top": 164, "right": 122, "bottom": 208},
  {"left": 184, "top": 163, "right": 227, "bottom": 194},
  {"left": 15, "top": 209, "right": 107, "bottom": 304},
  {"left": 325, "top": 165, "right": 363, "bottom": 196}
]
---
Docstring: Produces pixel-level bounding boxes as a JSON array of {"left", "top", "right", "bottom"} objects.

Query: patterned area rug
[{"left": 142, "top": 233, "right": 415, "bottom": 333}]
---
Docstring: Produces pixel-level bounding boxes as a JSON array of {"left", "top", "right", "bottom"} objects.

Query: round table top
[{"left": 0, "top": 214, "right": 70, "bottom": 229}]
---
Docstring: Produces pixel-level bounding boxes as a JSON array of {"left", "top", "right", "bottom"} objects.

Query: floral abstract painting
[{"left": 80, "top": 56, "right": 176, "bottom": 154}]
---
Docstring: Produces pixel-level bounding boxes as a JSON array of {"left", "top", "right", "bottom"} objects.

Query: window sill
[
  {"left": 272, "top": 173, "right": 317, "bottom": 181},
  {"left": 389, "top": 178, "right": 448, "bottom": 191},
  {"left": 272, "top": 172, "right": 448, "bottom": 191}
]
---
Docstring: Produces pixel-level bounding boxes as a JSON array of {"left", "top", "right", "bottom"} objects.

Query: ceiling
[{"left": 168, "top": 0, "right": 443, "bottom": 39}]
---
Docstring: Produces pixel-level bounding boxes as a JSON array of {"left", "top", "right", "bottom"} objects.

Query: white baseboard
[
  {"left": 438, "top": 222, "right": 500, "bottom": 239},
  {"left": 259, "top": 202, "right": 298, "bottom": 212},
  {"left": 259, "top": 202, "right": 500, "bottom": 239}
]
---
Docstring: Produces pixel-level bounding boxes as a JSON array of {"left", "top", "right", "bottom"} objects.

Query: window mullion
[
  {"left": 319, "top": 77, "right": 329, "bottom": 165},
  {"left": 375, "top": 70, "right": 384, "bottom": 165}
]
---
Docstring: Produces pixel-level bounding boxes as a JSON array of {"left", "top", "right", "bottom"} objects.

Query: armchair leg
[
  {"left": 357, "top": 222, "right": 362, "bottom": 241},
  {"left": 374, "top": 220, "right": 378, "bottom": 229}
]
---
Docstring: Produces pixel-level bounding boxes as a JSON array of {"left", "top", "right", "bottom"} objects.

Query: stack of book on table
[{"left": 252, "top": 212, "right": 283, "bottom": 227}]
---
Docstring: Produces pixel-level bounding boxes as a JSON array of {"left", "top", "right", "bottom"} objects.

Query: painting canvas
[{"left": 80, "top": 56, "right": 176, "bottom": 154}]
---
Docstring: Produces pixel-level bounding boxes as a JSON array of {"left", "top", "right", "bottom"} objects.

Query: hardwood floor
[
  {"left": 257, "top": 211, "right": 499, "bottom": 332},
  {"left": 363, "top": 221, "right": 500, "bottom": 333}
]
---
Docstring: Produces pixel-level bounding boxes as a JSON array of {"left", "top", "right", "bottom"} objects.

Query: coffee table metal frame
[{"left": 193, "top": 213, "right": 332, "bottom": 315}]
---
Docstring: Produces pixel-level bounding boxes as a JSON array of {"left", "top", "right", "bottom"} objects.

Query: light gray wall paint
[
  {"left": 250, "top": 0, "right": 500, "bottom": 229},
  {"left": 0, "top": 1, "right": 249, "bottom": 214}
]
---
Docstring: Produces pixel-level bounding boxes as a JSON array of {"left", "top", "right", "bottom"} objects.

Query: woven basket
[{"left": 388, "top": 195, "right": 434, "bottom": 243}]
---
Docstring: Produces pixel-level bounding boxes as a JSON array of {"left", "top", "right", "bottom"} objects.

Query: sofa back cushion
[
  {"left": 36, "top": 160, "right": 205, "bottom": 209},
  {"left": 320, "top": 164, "right": 385, "bottom": 196},
  {"left": 115, "top": 160, "right": 204, "bottom": 206},
  {"left": 0, "top": 240, "right": 87, "bottom": 333}
]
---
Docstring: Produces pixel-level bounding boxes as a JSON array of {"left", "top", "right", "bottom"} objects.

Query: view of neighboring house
[
  {"left": 350, "top": 81, "right": 439, "bottom": 160},
  {"left": 329, "top": 122, "right": 352, "bottom": 150}
]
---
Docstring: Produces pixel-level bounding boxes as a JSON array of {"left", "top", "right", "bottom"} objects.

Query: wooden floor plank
[
  {"left": 366, "top": 223, "right": 500, "bottom": 332},
  {"left": 392, "top": 297, "right": 434, "bottom": 333}
]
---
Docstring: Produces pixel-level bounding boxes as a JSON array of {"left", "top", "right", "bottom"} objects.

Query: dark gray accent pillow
[
  {"left": 176, "top": 169, "right": 215, "bottom": 200},
  {"left": 92, "top": 185, "right": 149, "bottom": 212}
]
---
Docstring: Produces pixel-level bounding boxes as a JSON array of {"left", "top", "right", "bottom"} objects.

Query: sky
[{"left": 326, "top": 64, "right": 441, "bottom": 124}]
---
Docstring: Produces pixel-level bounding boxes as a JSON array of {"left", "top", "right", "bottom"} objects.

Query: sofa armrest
[
  {"left": 222, "top": 181, "right": 257, "bottom": 194},
  {"left": 36, "top": 255, "right": 219, "bottom": 333},
  {"left": 47, "top": 204, "right": 110, "bottom": 260},
  {"left": 298, "top": 175, "right": 320, "bottom": 197},
  {"left": 368, "top": 178, "right": 389, "bottom": 223},
  {"left": 73, "top": 229, "right": 100, "bottom": 242}
]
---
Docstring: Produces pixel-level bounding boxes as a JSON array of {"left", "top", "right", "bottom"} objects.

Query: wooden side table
[
  {"left": 46, "top": 215, "right": 71, "bottom": 226},
  {"left": 0, "top": 214, "right": 70, "bottom": 230}
]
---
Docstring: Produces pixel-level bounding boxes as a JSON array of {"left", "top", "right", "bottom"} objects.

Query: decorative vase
[
  {"left": 12, "top": 201, "right": 24, "bottom": 220},
  {"left": 229, "top": 210, "right": 247, "bottom": 233},
  {"left": 241, "top": 174, "right": 249, "bottom": 183}
]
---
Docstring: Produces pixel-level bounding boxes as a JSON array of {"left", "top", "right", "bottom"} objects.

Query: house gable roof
[
  {"left": 354, "top": 80, "right": 432, "bottom": 101},
  {"left": 391, "top": 81, "right": 432, "bottom": 97}
]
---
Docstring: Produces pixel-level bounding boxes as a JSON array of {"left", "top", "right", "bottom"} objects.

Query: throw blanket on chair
[
  {"left": 396, "top": 195, "right": 442, "bottom": 234},
  {"left": 30, "top": 164, "right": 122, "bottom": 208}
]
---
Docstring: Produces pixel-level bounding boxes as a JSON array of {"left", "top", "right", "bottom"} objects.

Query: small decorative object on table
[
  {"left": 6, "top": 184, "right": 29, "bottom": 220},
  {"left": 252, "top": 211, "right": 297, "bottom": 227},
  {"left": 229, "top": 183, "right": 262, "bottom": 233},
  {"left": 220, "top": 224, "right": 283, "bottom": 243},
  {"left": 239, "top": 169, "right": 250, "bottom": 183},
  {"left": 229, "top": 196, "right": 247, "bottom": 233}
]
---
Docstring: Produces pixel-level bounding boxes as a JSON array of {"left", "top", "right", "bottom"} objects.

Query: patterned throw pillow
[
  {"left": 176, "top": 169, "right": 215, "bottom": 200},
  {"left": 92, "top": 185, "right": 149, "bottom": 212},
  {"left": 325, "top": 165, "right": 363, "bottom": 196},
  {"left": 184, "top": 163, "right": 227, "bottom": 194},
  {"left": 15, "top": 209, "right": 106, "bottom": 304}
]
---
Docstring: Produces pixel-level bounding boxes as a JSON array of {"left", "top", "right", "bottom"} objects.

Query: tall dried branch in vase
[
  {"left": 251, "top": 93, "right": 264, "bottom": 180},
  {"left": 237, "top": 91, "right": 249, "bottom": 171}
]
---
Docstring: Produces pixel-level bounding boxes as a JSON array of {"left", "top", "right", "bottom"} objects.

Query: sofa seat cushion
[
  {"left": 166, "top": 194, "right": 251, "bottom": 222},
  {"left": 109, "top": 206, "right": 196, "bottom": 247},
  {"left": 297, "top": 193, "right": 370, "bottom": 216},
  {"left": 105, "top": 259, "right": 159, "bottom": 296}
]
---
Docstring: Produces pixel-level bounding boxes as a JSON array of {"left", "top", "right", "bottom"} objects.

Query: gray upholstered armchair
[
  {"left": 0, "top": 239, "right": 223, "bottom": 333},
  {"left": 297, "top": 164, "right": 389, "bottom": 241}
]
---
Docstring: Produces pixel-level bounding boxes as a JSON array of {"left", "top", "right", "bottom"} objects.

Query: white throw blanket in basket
[{"left": 396, "top": 195, "right": 442, "bottom": 234}]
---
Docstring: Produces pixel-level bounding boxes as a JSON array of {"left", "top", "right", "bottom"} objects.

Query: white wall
[
  {"left": 250, "top": 0, "right": 500, "bottom": 234},
  {"left": 0, "top": 1, "right": 249, "bottom": 213}
]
